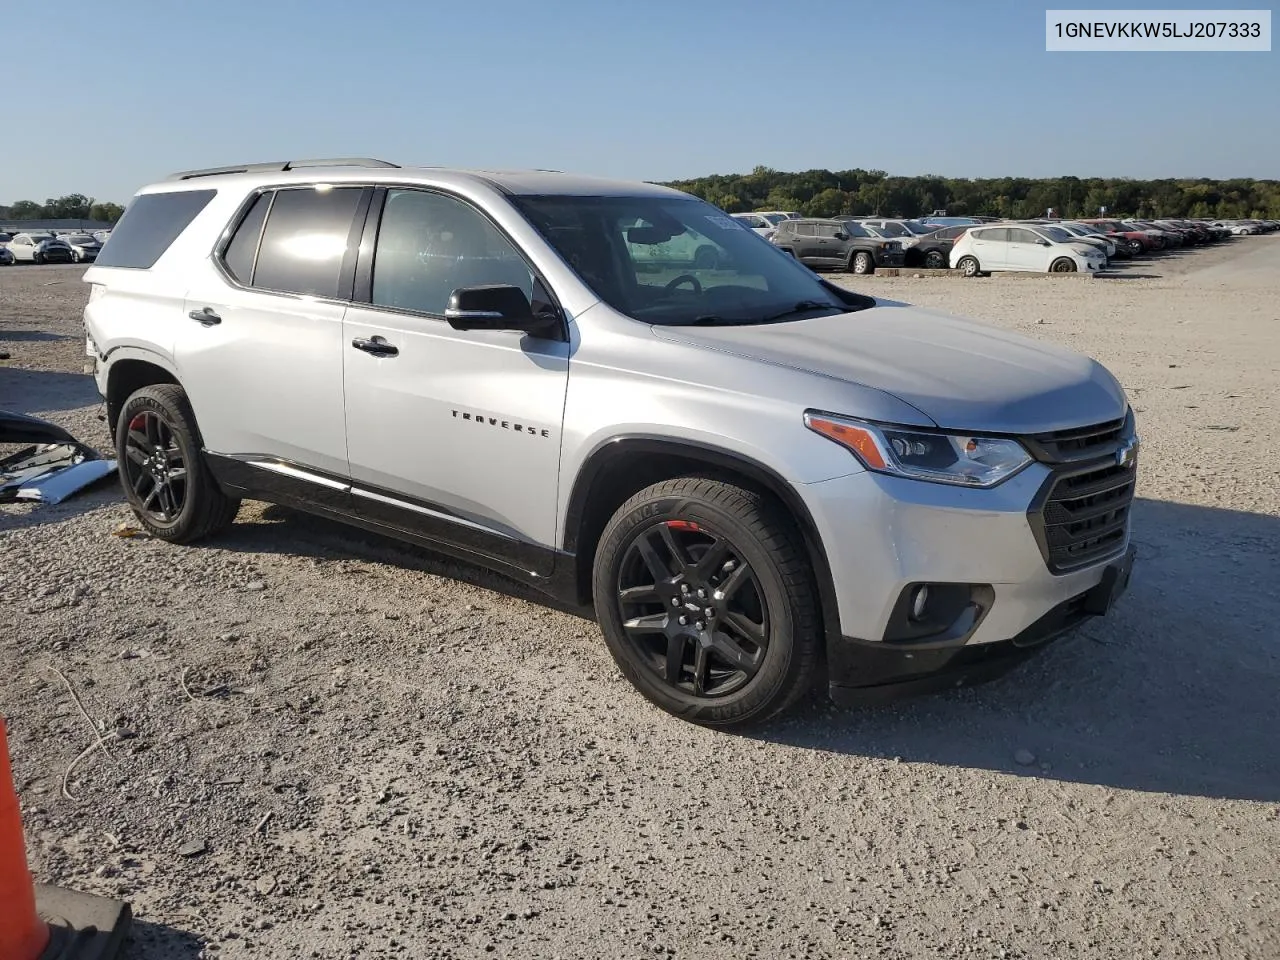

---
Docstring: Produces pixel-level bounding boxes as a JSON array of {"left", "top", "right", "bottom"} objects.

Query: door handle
[
  {"left": 351, "top": 335, "right": 399, "bottom": 357},
  {"left": 188, "top": 307, "right": 221, "bottom": 326}
]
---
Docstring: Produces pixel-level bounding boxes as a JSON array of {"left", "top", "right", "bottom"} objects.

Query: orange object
[{"left": 0, "top": 719, "right": 52, "bottom": 960}]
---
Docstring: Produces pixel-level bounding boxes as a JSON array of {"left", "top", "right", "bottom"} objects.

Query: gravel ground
[{"left": 2, "top": 242, "right": 1278, "bottom": 960}]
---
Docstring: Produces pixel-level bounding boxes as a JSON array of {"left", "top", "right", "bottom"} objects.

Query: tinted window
[
  {"left": 817, "top": 223, "right": 839, "bottom": 238},
  {"left": 1007, "top": 228, "right": 1041, "bottom": 244},
  {"left": 95, "top": 189, "right": 216, "bottom": 269},
  {"left": 371, "top": 189, "right": 533, "bottom": 316},
  {"left": 797, "top": 223, "right": 817, "bottom": 237},
  {"left": 252, "top": 186, "right": 364, "bottom": 298},
  {"left": 973, "top": 228, "right": 1008, "bottom": 242},
  {"left": 221, "top": 191, "right": 272, "bottom": 284}
]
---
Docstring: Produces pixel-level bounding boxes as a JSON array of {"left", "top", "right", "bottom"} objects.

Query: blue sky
[{"left": 2, "top": 0, "right": 1275, "bottom": 203}]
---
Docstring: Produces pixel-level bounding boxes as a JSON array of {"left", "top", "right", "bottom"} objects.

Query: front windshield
[
  {"left": 68, "top": 235, "right": 95, "bottom": 244},
  {"left": 511, "top": 195, "right": 855, "bottom": 326},
  {"left": 1039, "top": 226, "right": 1075, "bottom": 242}
]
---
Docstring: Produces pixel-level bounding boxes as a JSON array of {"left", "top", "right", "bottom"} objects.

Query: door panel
[
  {"left": 178, "top": 270, "right": 350, "bottom": 477},
  {"left": 174, "top": 183, "right": 365, "bottom": 480},
  {"left": 342, "top": 309, "right": 568, "bottom": 568},
  {"left": 341, "top": 187, "right": 569, "bottom": 572},
  {"left": 1006, "top": 228, "right": 1050, "bottom": 270},
  {"left": 967, "top": 228, "right": 1010, "bottom": 270}
]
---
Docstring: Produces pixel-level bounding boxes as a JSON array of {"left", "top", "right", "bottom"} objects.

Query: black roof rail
[{"left": 166, "top": 158, "right": 400, "bottom": 181}]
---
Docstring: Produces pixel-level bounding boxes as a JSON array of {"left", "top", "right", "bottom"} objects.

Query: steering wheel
[{"left": 664, "top": 274, "right": 702, "bottom": 295}]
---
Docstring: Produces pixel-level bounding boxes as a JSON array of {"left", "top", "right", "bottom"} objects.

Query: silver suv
[{"left": 84, "top": 158, "right": 1138, "bottom": 728}]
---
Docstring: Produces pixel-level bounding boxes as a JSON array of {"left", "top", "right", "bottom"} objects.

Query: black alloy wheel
[
  {"left": 616, "top": 519, "right": 769, "bottom": 698},
  {"left": 592, "top": 476, "right": 821, "bottom": 728},
  {"left": 115, "top": 383, "right": 240, "bottom": 542},
  {"left": 122, "top": 409, "right": 188, "bottom": 524}
]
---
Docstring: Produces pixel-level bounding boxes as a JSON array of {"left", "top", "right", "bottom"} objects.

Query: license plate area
[{"left": 1083, "top": 547, "right": 1136, "bottom": 616}]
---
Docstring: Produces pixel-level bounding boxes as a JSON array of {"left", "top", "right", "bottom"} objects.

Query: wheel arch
[
  {"left": 561, "top": 435, "right": 842, "bottom": 648},
  {"left": 105, "top": 356, "right": 181, "bottom": 440}
]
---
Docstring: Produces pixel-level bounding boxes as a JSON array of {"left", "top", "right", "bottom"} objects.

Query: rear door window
[
  {"left": 95, "top": 189, "right": 217, "bottom": 268},
  {"left": 251, "top": 186, "right": 365, "bottom": 298}
]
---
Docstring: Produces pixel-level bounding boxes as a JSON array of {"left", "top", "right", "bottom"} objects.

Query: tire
[
  {"left": 116, "top": 383, "right": 240, "bottom": 543},
  {"left": 924, "top": 249, "right": 947, "bottom": 269},
  {"left": 33, "top": 253, "right": 42, "bottom": 265},
  {"left": 957, "top": 256, "right": 980, "bottom": 277},
  {"left": 693, "top": 246, "right": 719, "bottom": 270},
  {"left": 850, "top": 251, "right": 873, "bottom": 275},
  {"left": 592, "top": 476, "right": 822, "bottom": 729},
  {"left": 1049, "top": 257, "right": 1077, "bottom": 273}
]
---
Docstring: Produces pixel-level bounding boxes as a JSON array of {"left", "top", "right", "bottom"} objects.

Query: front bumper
[
  {"left": 798, "top": 462, "right": 1135, "bottom": 700},
  {"left": 827, "top": 547, "right": 1135, "bottom": 703}
]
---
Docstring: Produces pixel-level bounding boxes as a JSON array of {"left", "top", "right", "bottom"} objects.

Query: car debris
[{"left": 0, "top": 410, "right": 117, "bottom": 505}]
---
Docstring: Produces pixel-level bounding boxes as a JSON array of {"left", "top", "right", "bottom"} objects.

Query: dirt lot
[{"left": 2, "top": 241, "right": 1278, "bottom": 960}]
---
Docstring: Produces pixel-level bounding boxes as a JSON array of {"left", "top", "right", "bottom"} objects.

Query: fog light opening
[{"left": 909, "top": 585, "right": 930, "bottom": 622}]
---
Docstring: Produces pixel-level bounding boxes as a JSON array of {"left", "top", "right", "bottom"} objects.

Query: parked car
[
  {"left": 1024, "top": 221, "right": 1117, "bottom": 259},
  {"left": 1080, "top": 220, "right": 1156, "bottom": 255},
  {"left": 730, "top": 213, "right": 777, "bottom": 238},
  {"left": 83, "top": 157, "right": 1138, "bottom": 728},
  {"left": 61, "top": 234, "right": 103, "bottom": 263},
  {"left": 920, "top": 216, "right": 983, "bottom": 228},
  {"left": 950, "top": 224, "right": 1107, "bottom": 276},
  {"left": 0, "top": 245, "right": 13, "bottom": 266},
  {"left": 853, "top": 220, "right": 953, "bottom": 268},
  {"left": 770, "top": 218, "right": 906, "bottom": 273},
  {"left": 1055, "top": 222, "right": 1127, "bottom": 258},
  {"left": 902, "top": 228, "right": 957, "bottom": 269},
  {"left": 7, "top": 232, "right": 56, "bottom": 262},
  {"left": 93, "top": 230, "right": 112, "bottom": 243},
  {"left": 1122, "top": 220, "right": 1180, "bottom": 248},
  {"left": 34, "top": 236, "right": 75, "bottom": 264},
  {"left": 755, "top": 210, "right": 803, "bottom": 222}
]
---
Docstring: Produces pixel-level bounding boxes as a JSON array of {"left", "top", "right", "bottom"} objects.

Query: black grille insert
[
  {"left": 1030, "top": 460, "right": 1135, "bottom": 573},
  {"left": 1024, "top": 414, "right": 1129, "bottom": 464}
]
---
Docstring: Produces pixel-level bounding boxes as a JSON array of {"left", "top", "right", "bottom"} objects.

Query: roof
[{"left": 153, "top": 158, "right": 687, "bottom": 200}]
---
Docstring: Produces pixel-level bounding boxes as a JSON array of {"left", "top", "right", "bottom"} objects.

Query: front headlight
[{"left": 804, "top": 411, "right": 1033, "bottom": 487}]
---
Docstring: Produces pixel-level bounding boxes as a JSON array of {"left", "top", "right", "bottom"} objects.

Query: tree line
[
  {"left": 661, "top": 167, "right": 1280, "bottom": 220},
  {"left": 0, "top": 194, "right": 125, "bottom": 223}
]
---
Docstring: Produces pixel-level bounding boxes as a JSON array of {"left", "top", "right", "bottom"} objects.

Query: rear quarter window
[{"left": 95, "top": 189, "right": 217, "bottom": 268}]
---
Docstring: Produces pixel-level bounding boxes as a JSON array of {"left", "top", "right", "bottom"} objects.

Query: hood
[{"left": 651, "top": 303, "right": 1128, "bottom": 434}]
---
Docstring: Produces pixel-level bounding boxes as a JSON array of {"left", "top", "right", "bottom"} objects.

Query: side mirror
[
  {"left": 833, "top": 232, "right": 848, "bottom": 241},
  {"left": 1038, "top": 239, "right": 1051, "bottom": 246},
  {"left": 444, "top": 285, "right": 558, "bottom": 338}
]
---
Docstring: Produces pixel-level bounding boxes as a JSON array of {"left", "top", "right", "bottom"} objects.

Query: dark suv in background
[{"left": 770, "top": 218, "right": 906, "bottom": 274}]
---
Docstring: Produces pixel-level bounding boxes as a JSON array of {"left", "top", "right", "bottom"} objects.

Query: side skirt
[{"left": 204, "top": 454, "right": 585, "bottom": 609}]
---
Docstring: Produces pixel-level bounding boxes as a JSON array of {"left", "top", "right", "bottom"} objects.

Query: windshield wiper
[
  {"left": 757, "top": 300, "right": 842, "bottom": 323},
  {"left": 679, "top": 300, "right": 841, "bottom": 327}
]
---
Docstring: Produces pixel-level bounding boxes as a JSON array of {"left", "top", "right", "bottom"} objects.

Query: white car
[
  {"left": 1051, "top": 222, "right": 1118, "bottom": 258},
  {"left": 950, "top": 224, "right": 1107, "bottom": 276},
  {"left": 7, "top": 232, "right": 56, "bottom": 262},
  {"left": 730, "top": 213, "right": 778, "bottom": 237}
]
